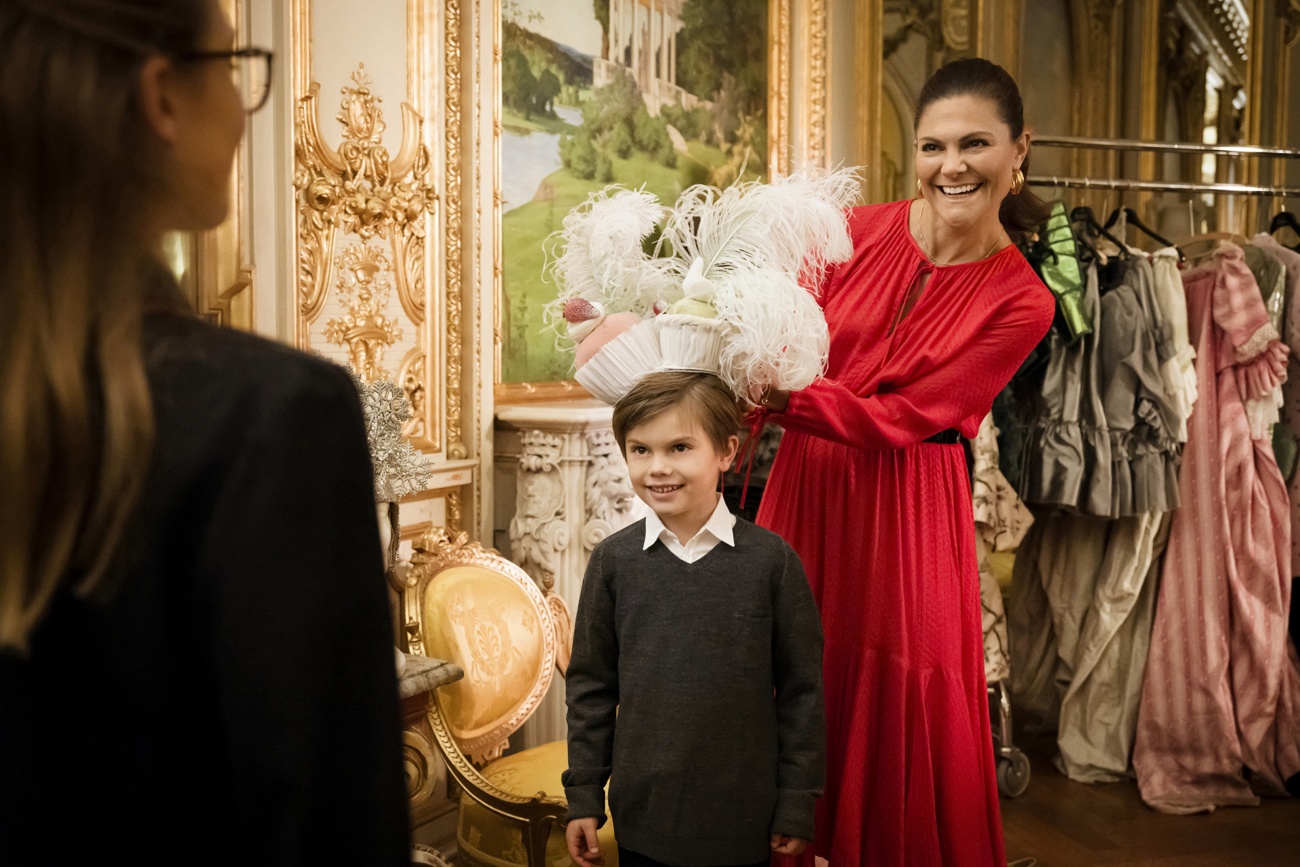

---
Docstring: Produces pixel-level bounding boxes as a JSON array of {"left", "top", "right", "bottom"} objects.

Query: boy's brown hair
[{"left": 612, "top": 371, "right": 743, "bottom": 454}]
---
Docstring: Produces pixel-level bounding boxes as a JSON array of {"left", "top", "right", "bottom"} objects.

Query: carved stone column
[{"left": 494, "top": 400, "right": 639, "bottom": 748}]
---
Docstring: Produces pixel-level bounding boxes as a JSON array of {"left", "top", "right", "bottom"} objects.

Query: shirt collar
[{"left": 642, "top": 494, "right": 737, "bottom": 550}]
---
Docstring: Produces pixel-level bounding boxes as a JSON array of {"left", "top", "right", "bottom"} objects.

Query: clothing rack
[
  {"left": 1026, "top": 176, "right": 1300, "bottom": 198},
  {"left": 1034, "top": 134, "right": 1300, "bottom": 160},
  {"left": 1030, "top": 135, "right": 1300, "bottom": 197},
  {"left": 1029, "top": 135, "right": 1300, "bottom": 228}
]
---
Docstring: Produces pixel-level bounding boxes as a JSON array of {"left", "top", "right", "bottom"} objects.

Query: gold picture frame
[{"left": 491, "top": 0, "right": 829, "bottom": 404}]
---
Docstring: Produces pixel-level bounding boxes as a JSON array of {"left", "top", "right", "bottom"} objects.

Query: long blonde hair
[{"left": 0, "top": 0, "right": 207, "bottom": 652}]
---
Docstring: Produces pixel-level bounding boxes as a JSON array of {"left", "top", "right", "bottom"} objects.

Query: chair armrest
[
  {"left": 425, "top": 689, "right": 568, "bottom": 827},
  {"left": 547, "top": 594, "right": 572, "bottom": 677},
  {"left": 399, "top": 654, "right": 463, "bottom": 699}
]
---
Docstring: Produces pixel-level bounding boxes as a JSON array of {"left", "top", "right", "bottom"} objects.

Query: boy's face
[{"left": 623, "top": 407, "right": 739, "bottom": 537}]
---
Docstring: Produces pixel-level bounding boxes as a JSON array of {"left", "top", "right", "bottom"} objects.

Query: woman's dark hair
[
  {"left": 914, "top": 57, "right": 1050, "bottom": 240},
  {"left": 0, "top": 0, "right": 209, "bottom": 652}
]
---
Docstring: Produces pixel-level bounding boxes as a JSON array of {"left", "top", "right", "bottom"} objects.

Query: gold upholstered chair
[{"left": 402, "top": 528, "right": 617, "bottom": 867}]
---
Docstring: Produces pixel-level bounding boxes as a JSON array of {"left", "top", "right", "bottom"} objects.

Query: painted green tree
[
  {"left": 676, "top": 0, "right": 767, "bottom": 117},
  {"left": 502, "top": 47, "right": 537, "bottom": 118},
  {"left": 536, "top": 68, "right": 562, "bottom": 114}
]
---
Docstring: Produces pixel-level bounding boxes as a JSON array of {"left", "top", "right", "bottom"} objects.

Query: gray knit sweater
[{"left": 562, "top": 518, "right": 825, "bottom": 867}]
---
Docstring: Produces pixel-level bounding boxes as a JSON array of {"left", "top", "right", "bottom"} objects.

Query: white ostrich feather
[
  {"left": 709, "top": 264, "right": 831, "bottom": 404},
  {"left": 544, "top": 188, "right": 668, "bottom": 341},
  {"left": 653, "top": 165, "right": 860, "bottom": 292},
  {"left": 542, "top": 166, "right": 859, "bottom": 401}
]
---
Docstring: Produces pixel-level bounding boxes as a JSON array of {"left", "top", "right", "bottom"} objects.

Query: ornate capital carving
[
  {"left": 1084, "top": 0, "right": 1122, "bottom": 44},
  {"left": 517, "top": 430, "right": 563, "bottom": 472},
  {"left": 941, "top": 0, "right": 971, "bottom": 51},
  {"left": 509, "top": 431, "right": 569, "bottom": 589},
  {"left": 582, "top": 431, "right": 637, "bottom": 551}
]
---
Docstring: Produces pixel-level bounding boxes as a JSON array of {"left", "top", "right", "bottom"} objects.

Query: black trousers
[{"left": 617, "top": 845, "right": 769, "bottom": 867}]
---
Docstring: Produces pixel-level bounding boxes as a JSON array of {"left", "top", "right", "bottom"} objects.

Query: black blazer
[{"left": 0, "top": 311, "right": 410, "bottom": 865}]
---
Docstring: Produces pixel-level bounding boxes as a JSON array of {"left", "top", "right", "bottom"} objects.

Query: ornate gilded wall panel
[
  {"left": 295, "top": 66, "right": 442, "bottom": 447},
  {"left": 291, "top": 0, "right": 483, "bottom": 540}
]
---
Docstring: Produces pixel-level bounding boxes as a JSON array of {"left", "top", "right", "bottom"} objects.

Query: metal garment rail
[
  {"left": 1026, "top": 176, "right": 1300, "bottom": 198},
  {"left": 1033, "top": 134, "right": 1300, "bottom": 160},
  {"left": 1028, "top": 135, "right": 1300, "bottom": 209}
]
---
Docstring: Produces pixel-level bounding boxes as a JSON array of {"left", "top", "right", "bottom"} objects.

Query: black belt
[{"left": 923, "top": 428, "right": 961, "bottom": 444}]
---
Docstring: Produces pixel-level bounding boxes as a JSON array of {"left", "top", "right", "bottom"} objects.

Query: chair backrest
[{"left": 405, "top": 528, "right": 570, "bottom": 763}]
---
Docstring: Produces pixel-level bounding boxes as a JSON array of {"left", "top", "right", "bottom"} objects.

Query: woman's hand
[
  {"left": 770, "top": 835, "right": 809, "bottom": 856},
  {"left": 749, "top": 383, "right": 791, "bottom": 413}
]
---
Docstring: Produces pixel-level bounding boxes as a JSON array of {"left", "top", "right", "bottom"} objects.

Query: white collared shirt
[{"left": 642, "top": 494, "right": 737, "bottom": 564}]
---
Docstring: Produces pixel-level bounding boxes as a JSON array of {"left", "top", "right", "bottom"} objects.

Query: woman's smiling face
[{"left": 914, "top": 94, "right": 1028, "bottom": 233}]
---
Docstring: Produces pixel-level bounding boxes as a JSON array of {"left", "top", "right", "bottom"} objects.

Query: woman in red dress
[{"left": 756, "top": 59, "right": 1054, "bottom": 866}]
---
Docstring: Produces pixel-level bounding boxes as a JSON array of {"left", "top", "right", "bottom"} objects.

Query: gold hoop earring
[
  {"left": 1010, "top": 168, "right": 1025, "bottom": 195},
  {"left": 916, "top": 178, "right": 923, "bottom": 196}
]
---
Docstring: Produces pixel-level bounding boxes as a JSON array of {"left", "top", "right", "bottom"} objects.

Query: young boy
[{"left": 562, "top": 370, "right": 825, "bottom": 867}]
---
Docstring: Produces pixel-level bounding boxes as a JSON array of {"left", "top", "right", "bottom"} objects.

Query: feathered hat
[{"left": 545, "top": 167, "right": 860, "bottom": 406}]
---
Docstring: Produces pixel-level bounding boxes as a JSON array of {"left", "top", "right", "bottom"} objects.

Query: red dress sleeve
[{"left": 775, "top": 278, "right": 1054, "bottom": 450}]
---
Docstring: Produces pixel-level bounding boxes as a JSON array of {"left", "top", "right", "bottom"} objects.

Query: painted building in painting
[{"left": 595, "top": 0, "right": 703, "bottom": 114}]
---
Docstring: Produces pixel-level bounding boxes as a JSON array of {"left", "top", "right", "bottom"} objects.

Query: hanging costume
[{"left": 1133, "top": 244, "right": 1300, "bottom": 812}]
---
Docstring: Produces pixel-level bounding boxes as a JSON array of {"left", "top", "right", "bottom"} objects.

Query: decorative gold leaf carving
[
  {"left": 400, "top": 348, "right": 428, "bottom": 441},
  {"left": 324, "top": 243, "right": 403, "bottom": 381},
  {"left": 295, "top": 64, "right": 437, "bottom": 341},
  {"left": 771, "top": 0, "right": 791, "bottom": 176},
  {"left": 807, "top": 0, "right": 828, "bottom": 167},
  {"left": 445, "top": 0, "right": 467, "bottom": 461},
  {"left": 447, "top": 488, "right": 464, "bottom": 534}
]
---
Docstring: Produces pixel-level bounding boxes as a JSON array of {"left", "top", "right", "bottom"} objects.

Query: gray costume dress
[{"left": 1020, "top": 262, "right": 1111, "bottom": 514}]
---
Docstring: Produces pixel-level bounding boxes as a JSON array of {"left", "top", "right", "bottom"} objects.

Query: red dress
[{"left": 757, "top": 199, "right": 1054, "bottom": 867}]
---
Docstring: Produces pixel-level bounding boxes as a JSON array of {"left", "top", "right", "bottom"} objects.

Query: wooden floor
[{"left": 1000, "top": 727, "right": 1300, "bottom": 866}]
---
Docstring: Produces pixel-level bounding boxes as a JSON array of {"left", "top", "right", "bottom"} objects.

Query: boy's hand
[
  {"left": 770, "top": 835, "right": 809, "bottom": 856},
  {"left": 566, "top": 818, "right": 605, "bottom": 867}
]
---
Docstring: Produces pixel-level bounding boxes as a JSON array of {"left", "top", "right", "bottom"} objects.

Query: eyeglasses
[{"left": 179, "top": 47, "right": 274, "bottom": 113}]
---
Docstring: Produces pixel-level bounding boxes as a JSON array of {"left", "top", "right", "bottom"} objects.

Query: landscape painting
[{"left": 499, "top": 0, "right": 771, "bottom": 384}]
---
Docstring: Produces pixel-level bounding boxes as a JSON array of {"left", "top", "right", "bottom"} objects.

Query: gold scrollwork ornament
[
  {"left": 324, "top": 243, "right": 403, "bottom": 381},
  {"left": 295, "top": 64, "right": 437, "bottom": 326}
]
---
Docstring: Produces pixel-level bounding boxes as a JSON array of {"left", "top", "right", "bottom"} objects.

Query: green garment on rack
[{"left": 1040, "top": 201, "right": 1092, "bottom": 341}]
